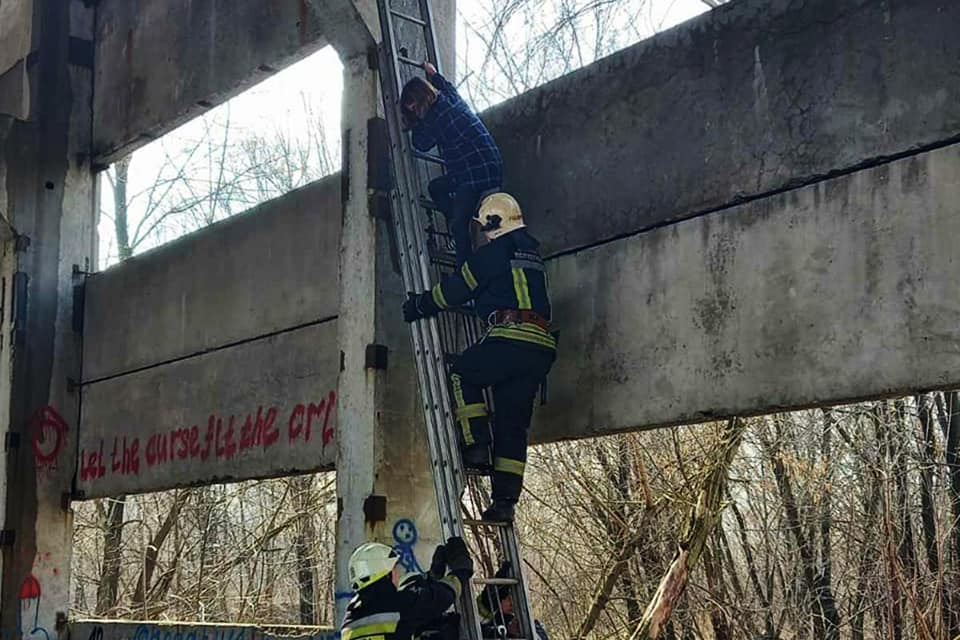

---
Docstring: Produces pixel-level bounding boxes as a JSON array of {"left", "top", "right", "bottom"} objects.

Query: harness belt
[{"left": 489, "top": 309, "right": 550, "bottom": 331}]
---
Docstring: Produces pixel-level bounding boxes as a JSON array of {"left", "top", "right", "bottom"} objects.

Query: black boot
[
  {"left": 481, "top": 499, "right": 516, "bottom": 523},
  {"left": 462, "top": 444, "right": 491, "bottom": 472}
]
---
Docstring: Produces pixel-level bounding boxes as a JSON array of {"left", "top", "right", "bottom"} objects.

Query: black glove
[
  {"left": 444, "top": 536, "right": 474, "bottom": 580},
  {"left": 429, "top": 543, "right": 447, "bottom": 579},
  {"left": 402, "top": 292, "right": 425, "bottom": 323}
]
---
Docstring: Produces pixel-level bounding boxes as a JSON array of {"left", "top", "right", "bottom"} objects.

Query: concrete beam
[
  {"left": 76, "top": 320, "right": 339, "bottom": 498},
  {"left": 531, "top": 143, "right": 960, "bottom": 442},
  {"left": 82, "top": 176, "right": 341, "bottom": 381},
  {"left": 69, "top": 620, "right": 336, "bottom": 640},
  {"left": 92, "top": 0, "right": 376, "bottom": 163},
  {"left": 77, "top": 176, "right": 342, "bottom": 496},
  {"left": 483, "top": 0, "right": 960, "bottom": 256}
]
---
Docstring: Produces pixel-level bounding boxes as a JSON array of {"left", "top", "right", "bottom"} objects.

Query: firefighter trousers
[{"left": 449, "top": 339, "right": 554, "bottom": 503}]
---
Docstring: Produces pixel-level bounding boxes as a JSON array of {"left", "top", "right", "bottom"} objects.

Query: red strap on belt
[{"left": 493, "top": 309, "right": 550, "bottom": 331}]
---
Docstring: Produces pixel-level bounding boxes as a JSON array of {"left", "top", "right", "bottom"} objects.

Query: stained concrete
[
  {"left": 82, "top": 175, "right": 341, "bottom": 381},
  {"left": 0, "top": 0, "right": 32, "bottom": 76},
  {"left": 531, "top": 142, "right": 960, "bottom": 442},
  {"left": 0, "top": 0, "right": 97, "bottom": 633},
  {"left": 69, "top": 620, "right": 336, "bottom": 640},
  {"left": 0, "top": 0, "right": 32, "bottom": 120},
  {"left": 483, "top": 0, "right": 960, "bottom": 256},
  {"left": 91, "top": 0, "right": 376, "bottom": 162},
  {"left": 77, "top": 320, "right": 339, "bottom": 498}
]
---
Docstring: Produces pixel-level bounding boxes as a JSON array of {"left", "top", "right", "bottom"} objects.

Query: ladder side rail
[
  {"left": 417, "top": 0, "right": 441, "bottom": 73},
  {"left": 500, "top": 528, "right": 536, "bottom": 634}
]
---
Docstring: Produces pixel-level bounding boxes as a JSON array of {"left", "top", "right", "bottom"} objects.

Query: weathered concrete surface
[
  {"left": 0, "top": 0, "right": 32, "bottom": 120},
  {"left": 0, "top": 0, "right": 32, "bottom": 76},
  {"left": 92, "top": 0, "right": 377, "bottom": 162},
  {"left": 77, "top": 320, "right": 339, "bottom": 498},
  {"left": 531, "top": 143, "right": 960, "bottom": 442},
  {"left": 334, "top": 59, "right": 440, "bottom": 623},
  {"left": 484, "top": 0, "right": 960, "bottom": 256},
  {"left": 0, "top": 0, "right": 97, "bottom": 634},
  {"left": 82, "top": 175, "right": 341, "bottom": 381},
  {"left": 69, "top": 620, "right": 336, "bottom": 640}
]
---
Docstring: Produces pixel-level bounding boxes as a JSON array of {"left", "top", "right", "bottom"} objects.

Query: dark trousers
[
  {"left": 428, "top": 175, "right": 482, "bottom": 266},
  {"left": 449, "top": 340, "right": 554, "bottom": 503}
]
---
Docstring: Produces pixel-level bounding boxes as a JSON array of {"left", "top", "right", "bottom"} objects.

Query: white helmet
[
  {"left": 348, "top": 542, "right": 399, "bottom": 590},
  {"left": 474, "top": 192, "right": 525, "bottom": 239}
]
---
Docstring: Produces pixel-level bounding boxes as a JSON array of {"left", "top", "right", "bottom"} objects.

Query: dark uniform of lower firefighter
[
  {"left": 340, "top": 537, "right": 473, "bottom": 640},
  {"left": 403, "top": 192, "right": 556, "bottom": 522}
]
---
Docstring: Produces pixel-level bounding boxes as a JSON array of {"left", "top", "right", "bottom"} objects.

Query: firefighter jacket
[
  {"left": 415, "top": 229, "right": 556, "bottom": 353},
  {"left": 339, "top": 572, "right": 464, "bottom": 640}
]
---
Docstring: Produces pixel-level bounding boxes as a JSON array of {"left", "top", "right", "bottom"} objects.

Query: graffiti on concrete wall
[
  {"left": 79, "top": 391, "right": 336, "bottom": 483},
  {"left": 71, "top": 623, "right": 336, "bottom": 640},
  {"left": 392, "top": 518, "right": 424, "bottom": 573},
  {"left": 30, "top": 406, "right": 68, "bottom": 474},
  {"left": 18, "top": 574, "right": 50, "bottom": 640}
]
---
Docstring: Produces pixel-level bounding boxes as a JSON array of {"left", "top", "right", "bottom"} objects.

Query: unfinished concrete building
[{"left": 1, "top": 0, "right": 958, "bottom": 636}]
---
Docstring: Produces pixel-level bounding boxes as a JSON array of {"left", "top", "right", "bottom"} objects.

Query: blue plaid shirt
[{"left": 411, "top": 72, "right": 503, "bottom": 192}]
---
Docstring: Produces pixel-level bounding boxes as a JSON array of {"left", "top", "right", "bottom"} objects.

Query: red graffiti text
[{"left": 79, "top": 393, "right": 336, "bottom": 483}]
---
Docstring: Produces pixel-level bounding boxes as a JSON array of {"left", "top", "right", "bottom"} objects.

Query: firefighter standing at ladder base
[
  {"left": 340, "top": 536, "right": 473, "bottom": 639},
  {"left": 402, "top": 192, "right": 556, "bottom": 522},
  {"left": 400, "top": 61, "right": 503, "bottom": 266}
]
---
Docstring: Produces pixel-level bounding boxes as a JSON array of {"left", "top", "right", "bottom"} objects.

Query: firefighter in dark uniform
[
  {"left": 477, "top": 562, "right": 551, "bottom": 640},
  {"left": 339, "top": 536, "right": 473, "bottom": 640},
  {"left": 403, "top": 192, "right": 556, "bottom": 522}
]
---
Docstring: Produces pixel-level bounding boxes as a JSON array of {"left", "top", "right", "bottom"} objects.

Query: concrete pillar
[
  {"left": 333, "top": 53, "right": 441, "bottom": 621},
  {"left": 332, "top": 0, "right": 455, "bottom": 623},
  {"left": 0, "top": 0, "right": 97, "bottom": 635}
]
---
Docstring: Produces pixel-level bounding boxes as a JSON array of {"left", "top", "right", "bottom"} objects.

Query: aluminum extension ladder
[{"left": 374, "top": 1, "right": 538, "bottom": 638}]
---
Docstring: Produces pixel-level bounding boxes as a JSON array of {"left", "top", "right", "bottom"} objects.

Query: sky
[{"left": 100, "top": 0, "right": 712, "bottom": 268}]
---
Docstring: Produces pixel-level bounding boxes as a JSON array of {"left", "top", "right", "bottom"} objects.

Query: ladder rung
[
  {"left": 390, "top": 8, "right": 427, "bottom": 27},
  {"left": 398, "top": 54, "right": 424, "bottom": 68},
  {"left": 419, "top": 197, "right": 443, "bottom": 211},
  {"left": 473, "top": 577, "right": 519, "bottom": 586},
  {"left": 463, "top": 518, "right": 511, "bottom": 527},
  {"left": 412, "top": 150, "right": 446, "bottom": 165},
  {"left": 429, "top": 253, "right": 457, "bottom": 268}
]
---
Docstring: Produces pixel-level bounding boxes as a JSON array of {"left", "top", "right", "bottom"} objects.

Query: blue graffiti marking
[{"left": 392, "top": 519, "right": 423, "bottom": 573}]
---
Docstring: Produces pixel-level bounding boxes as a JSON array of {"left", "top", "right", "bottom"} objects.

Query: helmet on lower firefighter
[
  {"left": 348, "top": 542, "right": 400, "bottom": 590},
  {"left": 473, "top": 192, "right": 525, "bottom": 239}
]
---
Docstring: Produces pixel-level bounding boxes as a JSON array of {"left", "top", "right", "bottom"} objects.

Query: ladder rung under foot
[
  {"left": 412, "top": 150, "right": 446, "bottom": 165},
  {"left": 473, "top": 577, "right": 519, "bottom": 586},
  {"left": 429, "top": 253, "right": 457, "bottom": 267},
  {"left": 464, "top": 467, "right": 492, "bottom": 477},
  {"left": 463, "top": 518, "right": 512, "bottom": 527},
  {"left": 424, "top": 226, "right": 453, "bottom": 239},
  {"left": 390, "top": 8, "right": 427, "bottom": 26},
  {"left": 419, "top": 197, "right": 443, "bottom": 211}
]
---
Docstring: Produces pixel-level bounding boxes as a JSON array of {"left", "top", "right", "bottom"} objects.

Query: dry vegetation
[{"left": 72, "top": 395, "right": 960, "bottom": 639}]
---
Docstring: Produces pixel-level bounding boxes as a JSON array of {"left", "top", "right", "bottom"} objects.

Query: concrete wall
[
  {"left": 76, "top": 321, "right": 338, "bottom": 498},
  {"left": 83, "top": 176, "right": 340, "bottom": 381},
  {"left": 483, "top": 0, "right": 960, "bottom": 256},
  {"left": 0, "top": 0, "right": 97, "bottom": 632},
  {"left": 70, "top": 620, "right": 336, "bottom": 640},
  {"left": 78, "top": 177, "right": 342, "bottom": 497},
  {"left": 92, "top": 0, "right": 333, "bottom": 162},
  {"left": 531, "top": 142, "right": 960, "bottom": 442},
  {"left": 0, "top": 0, "right": 32, "bottom": 119}
]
